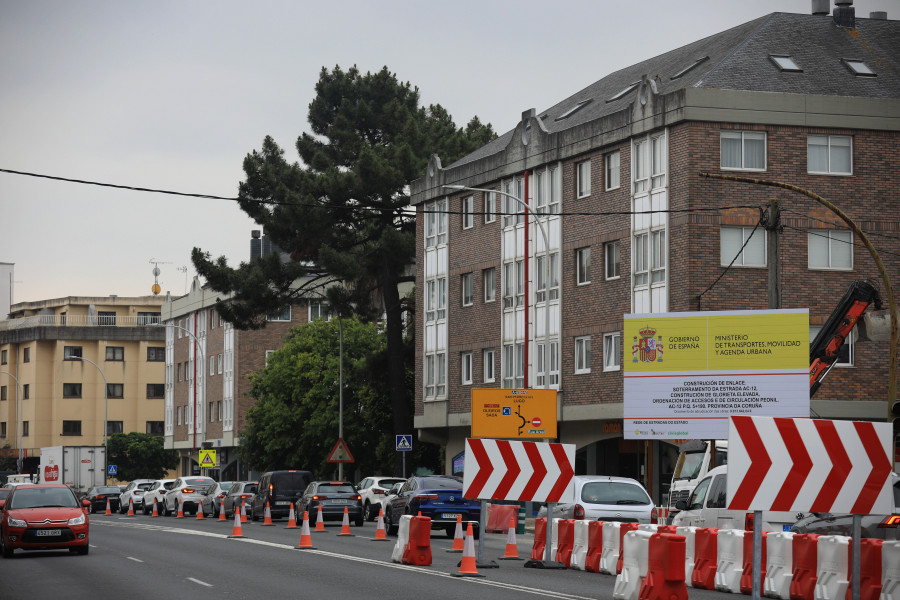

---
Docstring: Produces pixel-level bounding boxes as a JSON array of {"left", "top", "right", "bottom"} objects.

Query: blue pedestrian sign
[
  {"left": 108, "top": 465, "right": 117, "bottom": 476},
  {"left": 396, "top": 435, "right": 412, "bottom": 452}
]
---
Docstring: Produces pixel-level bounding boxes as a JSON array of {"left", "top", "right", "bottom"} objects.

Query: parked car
[
  {"left": 82, "top": 485, "right": 122, "bottom": 514},
  {"left": 141, "top": 479, "right": 176, "bottom": 515},
  {"left": 536, "top": 475, "right": 655, "bottom": 523},
  {"left": 119, "top": 479, "right": 156, "bottom": 514},
  {"left": 0, "top": 484, "right": 91, "bottom": 557},
  {"left": 222, "top": 482, "right": 258, "bottom": 519},
  {"left": 298, "top": 481, "right": 364, "bottom": 526},
  {"left": 791, "top": 472, "right": 900, "bottom": 540},
  {"left": 0, "top": 488, "right": 11, "bottom": 504},
  {"left": 198, "top": 481, "right": 236, "bottom": 517},
  {"left": 384, "top": 475, "right": 481, "bottom": 538},
  {"left": 357, "top": 476, "right": 406, "bottom": 521},
  {"left": 251, "top": 470, "right": 314, "bottom": 521},
  {"left": 162, "top": 476, "right": 216, "bottom": 516}
]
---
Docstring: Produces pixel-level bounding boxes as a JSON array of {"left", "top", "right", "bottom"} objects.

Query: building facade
[
  {"left": 410, "top": 6, "right": 900, "bottom": 502},
  {"left": 0, "top": 296, "right": 165, "bottom": 473}
]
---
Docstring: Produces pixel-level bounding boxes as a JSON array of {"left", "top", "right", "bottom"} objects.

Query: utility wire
[{"left": 697, "top": 212, "right": 765, "bottom": 308}]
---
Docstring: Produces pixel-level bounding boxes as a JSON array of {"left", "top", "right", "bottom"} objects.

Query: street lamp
[
  {"left": 442, "top": 183, "right": 555, "bottom": 389},
  {"left": 69, "top": 356, "right": 108, "bottom": 485},
  {"left": 0, "top": 371, "right": 22, "bottom": 474}
]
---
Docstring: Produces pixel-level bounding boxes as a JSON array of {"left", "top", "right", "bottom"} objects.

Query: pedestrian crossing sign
[
  {"left": 108, "top": 465, "right": 117, "bottom": 476},
  {"left": 396, "top": 435, "right": 412, "bottom": 452},
  {"left": 198, "top": 450, "right": 217, "bottom": 468}
]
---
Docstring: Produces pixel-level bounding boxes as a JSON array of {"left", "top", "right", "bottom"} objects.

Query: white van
[{"left": 670, "top": 465, "right": 799, "bottom": 532}]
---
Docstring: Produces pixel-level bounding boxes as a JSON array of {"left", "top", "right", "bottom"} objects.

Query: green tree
[
  {"left": 193, "top": 65, "right": 495, "bottom": 472},
  {"left": 107, "top": 432, "right": 178, "bottom": 481}
]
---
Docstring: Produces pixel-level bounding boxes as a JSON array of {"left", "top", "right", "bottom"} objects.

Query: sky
[{"left": 0, "top": 0, "right": 893, "bottom": 305}]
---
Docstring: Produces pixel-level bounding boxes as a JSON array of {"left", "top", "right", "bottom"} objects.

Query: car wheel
[
  {"left": 251, "top": 506, "right": 259, "bottom": 521},
  {"left": 364, "top": 501, "right": 374, "bottom": 522},
  {"left": 142, "top": 503, "right": 149, "bottom": 515},
  {"left": 1, "top": 535, "right": 12, "bottom": 558},
  {"left": 70, "top": 544, "right": 88, "bottom": 555},
  {"left": 445, "top": 525, "right": 455, "bottom": 538},
  {"left": 354, "top": 513, "right": 364, "bottom": 527},
  {"left": 386, "top": 508, "right": 398, "bottom": 536}
]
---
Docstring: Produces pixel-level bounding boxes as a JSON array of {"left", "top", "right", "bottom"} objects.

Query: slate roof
[{"left": 449, "top": 11, "right": 900, "bottom": 169}]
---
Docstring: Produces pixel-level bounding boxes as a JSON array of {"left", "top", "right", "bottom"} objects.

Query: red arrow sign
[{"left": 462, "top": 438, "right": 575, "bottom": 503}]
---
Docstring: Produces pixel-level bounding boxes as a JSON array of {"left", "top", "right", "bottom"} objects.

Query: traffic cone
[
  {"left": 176, "top": 498, "right": 185, "bottom": 518},
  {"left": 447, "top": 514, "right": 464, "bottom": 553},
  {"left": 196, "top": 502, "right": 205, "bottom": 520},
  {"left": 227, "top": 508, "right": 244, "bottom": 538},
  {"left": 451, "top": 523, "right": 485, "bottom": 577},
  {"left": 295, "top": 511, "right": 316, "bottom": 549},
  {"left": 315, "top": 504, "right": 325, "bottom": 532},
  {"left": 285, "top": 502, "right": 298, "bottom": 529},
  {"left": 372, "top": 508, "right": 388, "bottom": 541},
  {"left": 105, "top": 498, "right": 112, "bottom": 515},
  {"left": 261, "top": 502, "right": 274, "bottom": 526},
  {"left": 337, "top": 506, "right": 353, "bottom": 536},
  {"left": 218, "top": 499, "right": 227, "bottom": 522},
  {"left": 127, "top": 498, "right": 135, "bottom": 517},
  {"left": 499, "top": 517, "right": 521, "bottom": 560},
  {"left": 151, "top": 497, "right": 159, "bottom": 517},
  {"left": 240, "top": 499, "right": 248, "bottom": 523}
]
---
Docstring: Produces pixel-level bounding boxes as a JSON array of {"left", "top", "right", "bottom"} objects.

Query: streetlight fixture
[
  {"left": 0, "top": 370, "right": 23, "bottom": 474},
  {"left": 69, "top": 356, "right": 108, "bottom": 485}
]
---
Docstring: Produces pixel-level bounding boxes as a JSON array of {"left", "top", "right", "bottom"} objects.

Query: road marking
[
  {"left": 187, "top": 577, "right": 213, "bottom": 587},
  {"left": 127, "top": 556, "right": 144, "bottom": 563}
]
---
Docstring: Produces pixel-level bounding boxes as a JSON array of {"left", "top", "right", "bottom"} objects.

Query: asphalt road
[{"left": 0, "top": 512, "right": 729, "bottom": 599}]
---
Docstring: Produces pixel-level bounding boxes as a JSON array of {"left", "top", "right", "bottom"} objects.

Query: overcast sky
[{"left": 1, "top": 0, "right": 892, "bottom": 305}]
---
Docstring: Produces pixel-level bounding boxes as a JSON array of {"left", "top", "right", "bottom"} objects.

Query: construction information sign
[
  {"left": 471, "top": 388, "right": 557, "bottom": 439},
  {"left": 624, "top": 309, "right": 809, "bottom": 440}
]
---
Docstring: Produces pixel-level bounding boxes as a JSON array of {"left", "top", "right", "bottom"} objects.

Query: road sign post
[{"left": 396, "top": 435, "right": 412, "bottom": 478}]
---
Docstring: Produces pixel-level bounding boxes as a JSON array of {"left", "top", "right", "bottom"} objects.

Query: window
[
  {"left": 23, "top": 384, "right": 29, "bottom": 399},
  {"left": 721, "top": 226, "right": 766, "bottom": 266},
  {"left": 503, "top": 178, "right": 525, "bottom": 227},
  {"left": 556, "top": 99, "right": 592, "bottom": 121},
  {"left": 461, "top": 352, "right": 473, "bottom": 385},
  {"left": 107, "top": 421, "right": 123, "bottom": 435},
  {"left": 651, "top": 230, "right": 666, "bottom": 284},
  {"left": 105, "top": 346, "right": 124, "bottom": 361},
  {"left": 425, "top": 277, "right": 447, "bottom": 322},
  {"left": 217, "top": 401, "right": 222, "bottom": 421},
  {"left": 770, "top": 55, "right": 801, "bottom": 72},
  {"left": 605, "top": 241, "right": 621, "bottom": 279},
  {"left": 483, "top": 349, "right": 495, "bottom": 383},
  {"left": 424, "top": 352, "right": 446, "bottom": 398},
  {"left": 503, "top": 343, "right": 524, "bottom": 388},
  {"left": 0, "top": 350, "right": 5, "bottom": 364},
  {"left": 147, "top": 346, "right": 165, "bottom": 362},
  {"left": 63, "top": 383, "right": 82, "bottom": 398},
  {"left": 266, "top": 306, "right": 291, "bottom": 321},
  {"left": 633, "top": 139, "right": 649, "bottom": 193},
  {"left": 607, "top": 82, "right": 639, "bottom": 102},
  {"left": 575, "top": 337, "right": 591, "bottom": 374},
  {"left": 811, "top": 325, "right": 854, "bottom": 367},
  {"left": 462, "top": 195, "right": 473, "bottom": 229},
  {"left": 177, "top": 363, "right": 183, "bottom": 382},
  {"left": 603, "top": 333, "right": 621, "bottom": 371},
  {"left": 0, "top": 386, "right": 5, "bottom": 401},
  {"left": 106, "top": 384, "right": 124, "bottom": 398},
  {"left": 62, "top": 421, "right": 82, "bottom": 436},
  {"left": 23, "top": 347, "right": 29, "bottom": 363},
  {"left": 63, "top": 346, "right": 83, "bottom": 360},
  {"left": 808, "top": 229, "right": 853, "bottom": 270},
  {"left": 576, "top": 160, "right": 591, "bottom": 198},
  {"left": 576, "top": 247, "right": 591, "bottom": 285},
  {"left": 265, "top": 350, "right": 276, "bottom": 363},
  {"left": 461, "top": 273, "right": 474, "bottom": 306},
  {"left": 720, "top": 131, "right": 766, "bottom": 171},
  {"left": 177, "top": 406, "right": 182, "bottom": 426},
  {"left": 536, "top": 342, "right": 559, "bottom": 387},
  {"left": 605, "top": 151, "right": 620, "bottom": 190},
  {"left": 98, "top": 311, "right": 116, "bottom": 326},
  {"left": 536, "top": 253, "right": 559, "bottom": 302},
  {"left": 218, "top": 354, "right": 223, "bottom": 374},
  {"left": 138, "top": 312, "right": 161, "bottom": 325},
  {"left": 843, "top": 58, "right": 875, "bottom": 77},
  {"left": 651, "top": 134, "right": 667, "bottom": 189},
  {"left": 210, "top": 356, "right": 215, "bottom": 376},
  {"left": 0, "top": 422, "right": 5, "bottom": 437},
  {"left": 309, "top": 301, "right": 331, "bottom": 321},
  {"left": 484, "top": 191, "right": 496, "bottom": 224},
  {"left": 808, "top": 135, "right": 852, "bottom": 175},
  {"left": 146, "top": 421, "right": 164, "bottom": 435},
  {"left": 147, "top": 384, "right": 165, "bottom": 399},
  {"left": 209, "top": 402, "right": 215, "bottom": 422},
  {"left": 425, "top": 198, "right": 448, "bottom": 247},
  {"left": 483, "top": 268, "right": 496, "bottom": 303},
  {"left": 635, "top": 231, "right": 666, "bottom": 286},
  {"left": 503, "top": 260, "right": 525, "bottom": 308},
  {"left": 22, "top": 421, "right": 28, "bottom": 436}
]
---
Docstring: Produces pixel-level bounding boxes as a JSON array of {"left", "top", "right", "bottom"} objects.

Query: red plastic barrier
[
  {"left": 531, "top": 518, "right": 547, "bottom": 560},
  {"left": 740, "top": 530, "right": 768, "bottom": 594},
  {"left": 690, "top": 527, "right": 719, "bottom": 590},
  {"left": 402, "top": 515, "right": 432, "bottom": 566},
  {"left": 789, "top": 534, "right": 819, "bottom": 600},
  {"left": 486, "top": 504, "right": 518, "bottom": 533},
  {"left": 640, "top": 532, "right": 688, "bottom": 600},
  {"left": 555, "top": 519, "right": 575, "bottom": 567},
  {"left": 585, "top": 521, "right": 605, "bottom": 573},
  {"left": 850, "top": 538, "right": 883, "bottom": 600},
  {"left": 616, "top": 523, "right": 640, "bottom": 574},
  {"left": 656, "top": 525, "right": 677, "bottom": 535}
]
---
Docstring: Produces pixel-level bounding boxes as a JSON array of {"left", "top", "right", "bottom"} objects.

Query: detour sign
[{"left": 471, "top": 388, "right": 557, "bottom": 439}]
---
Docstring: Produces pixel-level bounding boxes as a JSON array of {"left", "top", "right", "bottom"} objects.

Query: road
[{"left": 0, "top": 512, "right": 728, "bottom": 599}]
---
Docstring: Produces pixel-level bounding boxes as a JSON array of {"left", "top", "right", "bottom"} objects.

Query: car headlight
[
  {"left": 7, "top": 516, "right": 26, "bottom": 528},
  {"left": 68, "top": 513, "right": 86, "bottom": 526}
]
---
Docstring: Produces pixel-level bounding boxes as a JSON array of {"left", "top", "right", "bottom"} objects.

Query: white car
[
  {"left": 119, "top": 479, "right": 156, "bottom": 514},
  {"left": 357, "top": 476, "right": 406, "bottom": 521},
  {"left": 142, "top": 479, "right": 176, "bottom": 515},
  {"left": 537, "top": 475, "right": 654, "bottom": 523},
  {"left": 163, "top": 476, "right": 216, "bottom": 516}
]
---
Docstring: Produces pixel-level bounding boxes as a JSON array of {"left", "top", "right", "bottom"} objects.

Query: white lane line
[
  {"left": 187, "top": 577, "right": 213, "bottom": 587},
  {"left": 127, "top": 556, "right": 144, "bottom": 563}
]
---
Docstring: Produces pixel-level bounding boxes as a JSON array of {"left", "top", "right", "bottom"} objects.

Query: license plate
[
  {"left": 330, "top": 499, "right": 349, "bottom": 504},
  {"left": 276, "top": 501, "right": 291, "bottom": 506},
  {"left": 441, "top": 513, "right": 461, "bottom": 519},
  {"left": 36, "top": 529, "right": 61, "bottom": 537}
]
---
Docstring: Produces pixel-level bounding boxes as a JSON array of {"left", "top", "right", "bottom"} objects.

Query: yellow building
[{"left": 0, "top": 296, "right": 166, "bottom": 473}]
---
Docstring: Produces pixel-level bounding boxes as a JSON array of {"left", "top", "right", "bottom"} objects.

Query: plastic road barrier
[
  {"left": 739, "top": 529, "right": 767, "bottom": 595},
  {"left": 764, "top": 531, "right": 795, "bottom": 599},
  {"left": 675, "top": 526, "right": 698, "bottom": 586},
  {"left": 585, "top": 521, "right": 605, "bottom": 573},
  {"left": 555, "top": 519, "right": 575, "bottom": 567},
  {"left": 714, "top": 528, "right": 745, "bottom": 593},
  {"left": 789, "top": 533, "right": 820, "bottom": 600},
  {"left": 613, "top": 529, "right": 654, "bottom": 600},
  {"left": 599, "top": 522, "right": 623, "bottom": 575},
  {"left": 570, "top": 519, "right": 589, "bottom": 570},
  {"left": 640, "top": 532, "right": 689, "bottom": 600},
  {"left": 690, "top": 527, "right": 718, "bottom": 590},
  {"left": 531, "top": 518, "right": 548, "bottom": 560},
  {"left": 401, "top": 514, "right": 432, "bottom": 566}
]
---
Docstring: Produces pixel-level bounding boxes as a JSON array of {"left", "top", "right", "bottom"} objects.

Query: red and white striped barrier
[
  {"left": 570, "top": 520, "right": 589, "bottom": 570},
  {"left": 675, "top": 526, "right": 698, "bottom": 585},
  {"left": 613, "top": 529, "right": 654, "bottom": 600},
  {"left": 599, "top": 522, "right": 622, "bottom": 575}
]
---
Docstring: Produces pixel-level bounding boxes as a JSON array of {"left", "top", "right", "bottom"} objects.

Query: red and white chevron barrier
[{"left": 462, "top": 438, "right": 574, "bottom": 503}]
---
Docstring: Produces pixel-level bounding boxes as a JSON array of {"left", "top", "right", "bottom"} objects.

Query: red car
[{"left": 0, "top": 484, "right": 91, "bottom": 557}]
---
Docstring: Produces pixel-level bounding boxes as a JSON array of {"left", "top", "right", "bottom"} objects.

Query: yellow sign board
[
  {"left": 471, "top": 388, "right": 558, "bottom": 439},
  {"left": 198, "top": 450, "right": 217, "bottom": 468}
]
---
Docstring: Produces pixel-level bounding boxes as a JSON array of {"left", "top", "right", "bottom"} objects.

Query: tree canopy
[{"left": 107, "top": 432, "right": 178, "bottom": 481}]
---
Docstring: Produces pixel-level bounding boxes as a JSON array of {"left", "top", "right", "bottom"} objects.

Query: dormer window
[
  {"left": 555, "top": 99, "right": 592, "bottom": 121},
  {"left": 843, "top": 58, "right": 876, "bottom": 77},
  {"left": 770, "top": 55, "right": 802, "bottom": 72},
  {"left": 606, "top": 82, "right": 640, "bottom": 103}
]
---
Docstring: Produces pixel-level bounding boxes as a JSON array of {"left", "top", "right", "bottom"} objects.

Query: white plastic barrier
[
  {"left": 882, "top": 540, "right": 900, "bottom": 600},
  {"left": 613, "top": 530, "right": 654, "bottom": 600},
  {"left": 570, "top": 519, "right": 589, "bottom": 571},
  {"left": 813, "top": 535, "right": 850, "bottom": 600},
  {"left": 549, "top": 518, "right": 560, "bottom": 562},
  {"left": 715, "top": 528, "right": 745, "bottom": 593},
  {"left": 390, "top": 514, "right": 413, "bottom": 563},
  {"left": 638, "top": 523, "right": 660, "bottom": 534},
  {"left": 676, "top": 526, "right": 698, "bottom": 587},
  {"left": 763, "top": 531, "right": 795, "bottom": 599},
  {"left": 600, "top": 522, "right": 623, "bottom": 575}
]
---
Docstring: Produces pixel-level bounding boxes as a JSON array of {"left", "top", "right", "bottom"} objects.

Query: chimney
[
  {"left": 250, "top": 230, "right": 261, "bottom": 261},
  {"left": 812, "top": 0, "right": 829, "bottom": 15},
  {"left": 833, "top": 0, "right": 855, "bottom": 28},
  {"left": 869, "top": 11, "right": 887, "bottom": 20}
]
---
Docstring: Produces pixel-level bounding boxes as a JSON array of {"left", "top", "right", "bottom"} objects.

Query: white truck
[
  {"left": 38, "top": 445, "right": 107, "bottom": 497},
  {"left": 666, "top": 439, "right": 727, "bottom": 522}
]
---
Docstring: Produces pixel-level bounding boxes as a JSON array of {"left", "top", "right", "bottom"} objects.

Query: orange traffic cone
[
  {"left": 285, "top": 502, "right": 298, "bottom": 529},
  {"left": 452, "top": 523, "right": 485, "bottom": 577},
  {"left": 218, "top": 499, "right": 227, "bottom": 522},
  {"left": 261, "top": 502, "right": 274, "bottom": 526},
  {"left": 105, "top": 498, "right": 112, "bottom": 515},
  {"left": 176, "top": 498, "right": 185, "bottom": 518},
  {"left": 447, "top": 514, "right": 464, "bottom": 553},
  {"left": 315, "top": 504, "right": 325, "bottom": 532},
  {"left": 372, "top": 508, "right": 388, "bottom": 541},
  {"left": 499, "top": 517, "right": 521, "bottom": 560},
  {"left": 295, "top": 511, "right": 316, "bottom": 549},
  {"left": 151, "top": 497, "right": 159, "bottom": 517},
  {"left": 227, "top": 508, "right": 245, "bottom": 538},
  {"left": 240, "top": 499, "right": 248, "bottom": 523},
  {"left": 337, "top": 506, "right": 353, "bottom": 536},
  {"left": 127, "top": 498, "right": 135, "bottom": 516},
  {"left": 196, "top": 502, "right": 205, "bottom": 520}
]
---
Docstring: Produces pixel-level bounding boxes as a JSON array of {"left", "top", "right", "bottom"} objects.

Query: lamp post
[
  {"left": 70, "top": 356, "right": 108, "bottom": 485},
  {"left": 443, "top": 183, "right": 554, "bottom": 389},
  {"left": 0, "top": 371, "right": 22, "bottom": 474}
]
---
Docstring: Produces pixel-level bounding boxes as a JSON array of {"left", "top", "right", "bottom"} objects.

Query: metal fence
[{"left": 0, "top": 314, "right": 161, "bottom": 331}]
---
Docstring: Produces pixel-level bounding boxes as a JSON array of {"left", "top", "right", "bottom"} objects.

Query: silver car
[
  {"left": 537, "top": 475, "right": 654, "bottom": 523},
  {"left": 163, "top": 476, "right": 216, "bottom": 516},
  {"left": 142, "top": 479, "right": 176, "bottom": 515},
  {"left": 119, "top": 479, "right": 156, "bottom": 514}
]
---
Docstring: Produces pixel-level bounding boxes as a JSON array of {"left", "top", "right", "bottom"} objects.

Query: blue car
[{"left": 384, "top": 475, "right": 481, "bottom": 538}]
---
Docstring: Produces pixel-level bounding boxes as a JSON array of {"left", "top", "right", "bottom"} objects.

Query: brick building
[{"left": 409, "top": 5, "right": 900, "bottom": 502}]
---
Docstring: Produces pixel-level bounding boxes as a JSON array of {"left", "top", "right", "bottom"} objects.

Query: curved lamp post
[{"left": 0, "top": 370, "right": 22, "bottom": 474}]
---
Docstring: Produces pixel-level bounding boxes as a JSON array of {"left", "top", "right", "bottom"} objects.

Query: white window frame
[
  {"left": 462, "top": 195, "right": 474, "bottom": 229},
  {"left": 576, "top": 160, "right": 591, "bottom": 198},
  {"left": 576, "top": 247, "right": 591, "bottom": 285},
  {"left": 605, "top": 241, "right": 621, "bottom": 280},
  {"left": 308, "top": 301, "right": 331, "bottom": 321},
  {"left": 266, "top": 306, "right": 291, "bottom": 322},
  {"left": 605, "top": 151, "right": 620, "bottom": 190},
  {"left": 425, "top": 277, "right": 447, "bottom": 322},
  {"left": 807, "top": 135, "right": 852, "bottom": 175},
  {"left": 603, "top": 332, "right": 621, "bottom": 372},
  {"left": 536, "top": 341, "right": 559, "bottom": 387},
  {"left": 808, "top": 229, "right": 853, "bottom": 270},
  {"left": 503, "top": 178, "right": 525, "bottom": 227},
  {"left": 503, "top": 343, "right": 524, "bottom": 388},
  {"left": 461, "top": 273, "right": 474, "bottom": 307},
  {"left": 484, "top": 191, "right": 496, "bottom": 224},
  {"left": 425, "top": 198, "right": 448, "bottom": 247},
  {"left": 209, "top": 356, "right": 215, "bottom": 376},
  {"left": 536, "top": 253, "right": 559, "bottom": 302},
  {"left": 810, "top": 325, "right": 855, "bottom": 367},
  {"left": 483, "top": 349, "right": 495, "bottom": 383},
  {"left": 424, "top": 352, "right": 447, "bottom": 399},
  {"left": 217, "top": 354, "right": 223, "bottom": 374},
  {"left": 483, "top": 268, "right": 496, "bottom": 303},
  {"left": 461, "top": 352, "right": 473, "bottom": 385},
  {"left": 721, "top": 226, "right": 767, "bottom": 267},
  {"left": 720, "top": 131, "right": 767, "bottom": 171},
  {"left": 575, "top": 336, "right": 591, "bottom": 374}
]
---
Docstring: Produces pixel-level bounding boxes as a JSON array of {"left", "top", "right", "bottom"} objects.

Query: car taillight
[
  {"left": 217, "top": 493, "right": 226, "bottom": 499},
  {"left": 355, "top": 495, "right": 361, "bottom": 501},
  {"left": 574, "top": 504, "right": 585, "bottom": 520},
  {"left": 312, "top": 495, "right": 328, "bottom": 501},
  {"left": 745, "top": 513, "right": 755, "bottom": 531},
  {"left": 239, "top": 494, "right": 253, "bottom": 499},
  {"left": 183, "top": 488, "right": 195, "bottom": 494},
  {"left": 418, "top": 494, "right": 438, "bottom": 501}
]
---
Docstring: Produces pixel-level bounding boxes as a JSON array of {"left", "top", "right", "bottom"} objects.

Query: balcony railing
[{"left": 0, "top": 314, "right": 161, "bottom": 331}]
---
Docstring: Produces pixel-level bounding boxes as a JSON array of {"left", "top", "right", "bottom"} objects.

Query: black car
[
  {"left": 384, "top": 475, "right": 481, "bottom": 538},
  {"left": 250, "top": 470, "right": 313, "bottom": 521},
  {"left": 297, "top": 481, "right": 364, "bottom": 526},
  {"left": 83, "top": 485, "right": 122, "bottom": 514}
]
